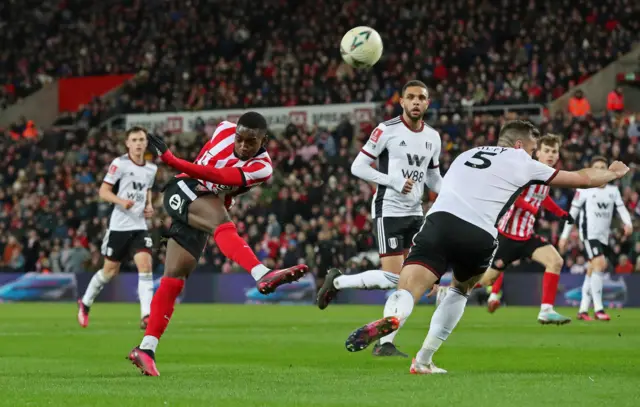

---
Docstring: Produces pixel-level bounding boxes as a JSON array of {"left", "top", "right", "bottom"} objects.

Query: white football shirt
[
  {"left": 562, "top": 185, "right": 631, "bottom": 245},
  {"left": 103, "top": 155, "right": 157, "bottom": 231},
  {"left": 361, "top": 116, "right": 442, "bottom": 218},
  {"left": 428, "top": 146, "right": 558, "bottom": 237}
]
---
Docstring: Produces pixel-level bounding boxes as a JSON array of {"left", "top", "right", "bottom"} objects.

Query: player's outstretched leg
[
  {"left": 128, "top": 192, "right": 309, "bottom": 376},
  {"left": 532, "top": 246, "right": 571, "bottom": 325},
  {"left": 345, "top": 264, "right": 439, "bottom": 353},
  {"left": 212, "top": 221, "right": 308, "bottom": 293},
  {"left": 134, "top": 251, "right": 154, "bottom": 329},
  {"left": 317, "top": 268, "right": 398, "bottom": 309},
  {"left": 77, "top": 260, "right": 120, "bottom": 327},
  {"left": 318, "top": 252, "right": 404, "bottom": 310}
]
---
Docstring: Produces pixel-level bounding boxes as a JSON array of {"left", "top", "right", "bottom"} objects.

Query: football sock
[
  {"left": 213, "top": 222, "right": 268, "bottom": 280},
  {"left": 81, "top": 269, "right": 111, "bottom": 307},
  {"left": 379, "top": 289, "right": 413, "bottom": 345},
  {"left": 491, "top": 272, "right": 504, "bottom": 295},
  {"left": 138, "top": 272, "right": 154, "bottom": 317},
  {"left": 540, "top": 272, "right": 560, "bottom": 312},
  {"left": 333, "top": 270, "right": 398, "bottom": 290},
  {"left": 416, "top": 287, "right": 468, "bottom": 365},
  {"left": 141, "top": 277, "right": 184, "bottom": 353},
  {"left": 591, "top": 270, "right": 605, "bottom": 312},
  {"left": 579, "top": 274, "right": 592, "bottom": 313}
]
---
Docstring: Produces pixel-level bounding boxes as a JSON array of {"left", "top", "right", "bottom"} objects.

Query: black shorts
[
  {"left": 404, "top": 212, "right": 498, "bottom": 283},
  {"left": 162, "top": 177, "right": 216, "bottom": 260},
  {"left": 373, "top": 216, "right": 424, "bottom": 256},
  {"left": 583, "top": 239, "right": 611, "bottom": 261},
  {"left": 491, "top": 233, "right": 550, "bottom": 271},
  {"left": 101, "top": 229, "right": 153, "bottom": 262}
]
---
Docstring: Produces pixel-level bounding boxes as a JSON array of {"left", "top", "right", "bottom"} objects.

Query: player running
[
  {"left": 316, "top": 80, "right": 443, "bottom": 358},
  {"left": 342, "top": 120, "right": 629, "bottom": 374},
  {"left": 477, "top": 134, "right": 574, "bottom": 324},
  {"left": 559, "top": 156, "right": 633, "bottom": 321},
  {"left": 77, "top": 127, "right": 157, "bottom": 329},
  {"left": 127, "top": 112, "right": 309, "bottom": 376}
]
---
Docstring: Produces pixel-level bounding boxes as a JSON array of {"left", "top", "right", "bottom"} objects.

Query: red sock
[
  {"left": 541, "top": 272, "right": 560, "bottom": 306},
  {"left": 145, "top": 277, "right": 184, "bottom": 339},
  {"left": 213, "top": 222, "right": 262, "bottom": 272},
  {"left": 491, "top": 273, "right": 504, "bottom": 294}
]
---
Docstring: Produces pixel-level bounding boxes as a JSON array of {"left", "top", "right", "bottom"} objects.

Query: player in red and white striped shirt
[
  {"left": 478, "top": 134, "right": 574, "bottom": 324},
  {"left": 127, "top": 112, "right": 309, "bottom": 376}
]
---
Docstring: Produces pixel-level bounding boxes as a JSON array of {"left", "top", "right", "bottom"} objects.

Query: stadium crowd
[
  {"left": 2, "top": 0, "right": 639, "bottom": 114},
  {"left": 1, "top": 0, "right": 639, "bottom": 278},
  {"left": 1, "top": 108, "right": 639, "bottom": 277}
]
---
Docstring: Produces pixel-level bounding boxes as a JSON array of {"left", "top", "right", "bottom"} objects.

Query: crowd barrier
[{"left": 0, "top": 268, "right": 635, "bottom": 308}]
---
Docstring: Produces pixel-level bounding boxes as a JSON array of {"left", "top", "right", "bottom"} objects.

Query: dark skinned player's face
[{"left": 234, "top": 126, "right": 266, "bottom": 160}]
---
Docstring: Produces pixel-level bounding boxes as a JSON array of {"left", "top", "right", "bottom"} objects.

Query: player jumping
[
  {"left": 559, "top": 156, "right": 633, "bottom": 321},
  {"left": 127, "top": 113, "right": 309, "bottom": 376},
  {"left": 77, "top": 127, "right": 157, "bottom": 329},
  {"left": 342, "top": 120, "right": 629, "bottom": 374},
  {"left": 477, "top": 134, "right": 573, "bottom": 324},
  {"left": 316, "top": 80, "right": 443, "bottom": 358}
]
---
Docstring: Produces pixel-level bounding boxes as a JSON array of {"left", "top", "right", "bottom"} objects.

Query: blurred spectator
[
  {"left": 568, "top": 90, "right": 591, "bottom": 118},
  {"left": 615, "top": 254, "right": 634, "bottom": 274},
  {"left": 607, "top": 87, "right": 624, "bottom": 114},
  {"left": 61, "top": 239, "right": 90, "bottom": 273},
  {"left": 3, "top": 0, "right": 639, "bottom": 117}
]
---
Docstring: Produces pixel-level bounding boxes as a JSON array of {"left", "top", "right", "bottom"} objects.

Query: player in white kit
[
  {"left": 316, "top": 80, "right": 443, "bottom": 357},
  {"left": 559, "top": 156, "right": 633, "bottom": 321},
  {"left": 342, "top": 120, "right": 630, "bottom": 374},
  {"left": 77, "top": 127, "right": 158, "bottom": 329}
]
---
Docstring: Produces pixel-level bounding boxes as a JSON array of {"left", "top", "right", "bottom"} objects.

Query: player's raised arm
[
  {"left": 351, "top": 125, "right": 409, "bottom": 193},
  {"left": 147, "top": 133, "right": 248, "bottom": 186},
  {"left": 100, "top": 158, "right": 134, "bottom": 209},
  {"left": 548, "top": 161, "right": 629, "bottom": 189}
]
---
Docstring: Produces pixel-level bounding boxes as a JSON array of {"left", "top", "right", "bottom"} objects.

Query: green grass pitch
[{"left": 0, "top": 303, "right": 638, "bottom": 407}]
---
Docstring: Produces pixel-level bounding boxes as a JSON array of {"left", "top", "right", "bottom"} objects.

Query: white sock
[
  {"left": 81, "top": 269, "right": 112, "bottom": 307},
  {"left": 416, "top": 287, "right": 468, "bottom": 365},
  {"left": 579, "top": 275, "right": 592, "bottom": 313},
  {"left": 140, "top": 335, "right": 159, "bottom": 353},
  {"left": 591, "top": 270, "right": 605, "bottom": 312},
  {"left": 379, "top": 289, "right": 413, "bottom": 345},
  {"left": 540, "top": 303, "right": 554, "bottom": 312},
  {"left": 138, "top": 273, "right": 154, "bottom": 317},
  {"left": 333, "top": 270, "right": 398, "bottom": 290},
  {"left": 250, "top": 264, "right": 270, "bottom": 281},
  {"left": 488, "top": 292, "right": 500, "bottom": 302}
]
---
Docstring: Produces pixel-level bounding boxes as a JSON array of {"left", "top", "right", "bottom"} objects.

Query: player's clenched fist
[
  {"left": 147, "top": 133, "right": 169, "bottom": 156},
  {"left": 609, "top": 161, "right": 629, "bottom": 178}
]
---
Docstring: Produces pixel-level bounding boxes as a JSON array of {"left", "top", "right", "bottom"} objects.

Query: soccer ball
[{"left": 340, "top": 26, "right": 383, "bottom": 69}]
